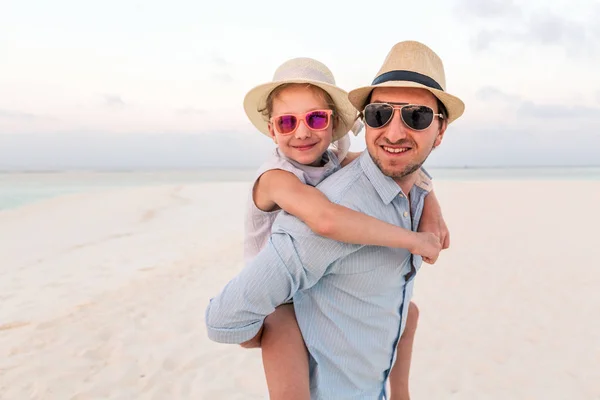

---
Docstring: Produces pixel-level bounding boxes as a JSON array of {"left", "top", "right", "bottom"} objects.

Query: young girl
[{"left": 241, "top": 57, "right": 448, "bottom": 399}]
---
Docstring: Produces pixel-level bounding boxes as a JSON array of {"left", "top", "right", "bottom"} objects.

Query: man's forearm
[
  {"left": 205, "top": 210, "right": 356, "bottom": 344},
  {"left": 205, "top": 233, "right": 309, "bottom": 344}
]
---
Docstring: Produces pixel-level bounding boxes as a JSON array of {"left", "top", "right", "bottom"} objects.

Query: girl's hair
[{"left": 259, "top": 83, "right": 340, "bottom": 128}]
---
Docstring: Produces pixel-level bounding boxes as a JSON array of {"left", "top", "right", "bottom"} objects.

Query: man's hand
[
  {"left": 418, "top": 190, "right": 450, "bottom": 251},
  {"left": 239, "top": 326, "right": 264, "bottom": 349}
]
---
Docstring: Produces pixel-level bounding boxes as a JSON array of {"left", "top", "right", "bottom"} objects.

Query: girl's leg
[
  {"left": 388, "top": 301, "right": 420, "bottom": 400},
  {"left": 261, "top": 304, "right": 310, "bottom": 400}
]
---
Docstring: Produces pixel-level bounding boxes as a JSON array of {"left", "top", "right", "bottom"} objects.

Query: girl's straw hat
[{"left": 244, "top": 57, "right": 358, "bottom": 141}]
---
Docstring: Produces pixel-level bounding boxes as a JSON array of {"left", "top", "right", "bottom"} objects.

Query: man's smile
[{"left": 381, "top": 145, "right": 412, "bottom": 155}]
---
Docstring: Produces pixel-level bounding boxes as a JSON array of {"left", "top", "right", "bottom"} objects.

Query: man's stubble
[{"left": 370, "top": 137, "right": 438, "bottom": 180}]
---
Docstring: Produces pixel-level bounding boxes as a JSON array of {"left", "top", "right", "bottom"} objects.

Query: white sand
[{"left": 0, "top": 180, "right": 599, "bottom": 399}]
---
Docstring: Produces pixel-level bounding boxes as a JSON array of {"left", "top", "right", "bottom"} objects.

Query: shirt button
[
  {"left": 399, "top": 194, "right": 404, "bottom": 198},
  {"left": 403, "top": 211, "right": 409, "bottom": 217}
]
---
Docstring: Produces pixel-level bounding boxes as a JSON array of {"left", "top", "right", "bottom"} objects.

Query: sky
[{"left": 1, "top": 0, "right": 600, "bottom": 169}]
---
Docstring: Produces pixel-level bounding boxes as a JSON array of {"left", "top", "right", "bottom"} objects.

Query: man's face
[{"left": 364, "top": 87, "right": 446, "bottom": 181}]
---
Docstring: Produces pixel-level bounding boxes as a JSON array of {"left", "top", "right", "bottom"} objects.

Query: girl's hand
[{"left": 409, "top": 232, "right": 442, "bottom": 264}]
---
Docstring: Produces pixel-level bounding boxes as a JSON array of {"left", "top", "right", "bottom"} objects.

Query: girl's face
[{"left": 268, "top": 85, "right": 334, "bottom": 166}]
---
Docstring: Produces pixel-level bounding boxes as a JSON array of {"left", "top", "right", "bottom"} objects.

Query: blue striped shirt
[{"left": 205, "top": 151, "right": 429, "bottom": 399}]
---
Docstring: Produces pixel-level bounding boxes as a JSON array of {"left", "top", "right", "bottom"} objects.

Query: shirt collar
[
  {"left": 359, "top": 151, "right": 403, "bottom": 205},
  {"left": 276, "top": 149, "right": 338, "bottom": 186}
]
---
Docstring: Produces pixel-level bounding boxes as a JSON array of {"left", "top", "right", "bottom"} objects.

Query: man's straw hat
[
  {"left": 244, "top": 58, "right": 358, "bottom": 141},
  {"left": 348, "top": 41, "right": 465, "bottom": 123}
]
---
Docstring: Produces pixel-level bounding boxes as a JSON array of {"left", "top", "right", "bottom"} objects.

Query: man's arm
[
  {"left": 205, "top": 219, "right": 360, "bottom": 344},
  {"left": 419, "top": 189, "right": 450, "bottom": 249},
  {"left": 413, "top": 167, "right": 450, "bottom": 254}
]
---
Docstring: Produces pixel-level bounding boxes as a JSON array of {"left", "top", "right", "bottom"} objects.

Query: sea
[{"left": 1, "top": 167, "right": 599, "bottom": 211}]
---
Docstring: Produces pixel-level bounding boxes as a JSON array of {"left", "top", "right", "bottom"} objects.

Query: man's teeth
[{"left": 383, "top": 146, "right": 408, "bottom": 153}]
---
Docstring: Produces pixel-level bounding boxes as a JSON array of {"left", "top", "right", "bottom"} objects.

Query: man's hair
[{"left": 436, "top": 99, "right": 448, "bottom": 121}]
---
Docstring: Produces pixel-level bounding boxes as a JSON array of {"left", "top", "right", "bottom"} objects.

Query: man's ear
[
  {"left": 433, "top": 120, "right": 447, "bottom": 148},
  {"left": 267, "top": 123, "right": 278, "bottom": 144}
]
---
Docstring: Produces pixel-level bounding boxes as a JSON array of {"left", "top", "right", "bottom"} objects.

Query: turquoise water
[
  {"left": 426, "top": 167, "right": 600, "bottom": 181},
  {"left": 1, "top": 167, "right": 599, "bottom": 211},
  {"left": 0, "top": 170, "right": 256, "bottom": 211}
]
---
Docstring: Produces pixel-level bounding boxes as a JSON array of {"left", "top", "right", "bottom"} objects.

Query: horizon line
[{"left": 2, "top": 165, "right": 600, "bottom": 173}]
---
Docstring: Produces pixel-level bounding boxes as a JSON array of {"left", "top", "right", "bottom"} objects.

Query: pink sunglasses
[{"left": 270, "top": 109, "right": 333, "bottom": 135}]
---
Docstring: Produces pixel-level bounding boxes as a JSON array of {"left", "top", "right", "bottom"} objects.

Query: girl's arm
[
  {"left": 340, "top": 151, "right": 361, "bottom": 167},
  {"left": 254, "top": 169, "right": 441, "bottom": 259},
  {"left": 340, "top": 153, "right": 450, "bottom": 247}
]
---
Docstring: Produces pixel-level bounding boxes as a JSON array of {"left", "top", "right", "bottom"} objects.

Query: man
[{"left": 205, "top": 40, "right": 465, "bottom": 399}]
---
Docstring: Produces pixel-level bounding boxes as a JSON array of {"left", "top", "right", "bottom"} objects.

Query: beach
[{"left": 1, "top": 179, "right": 599, "bottom": 399}]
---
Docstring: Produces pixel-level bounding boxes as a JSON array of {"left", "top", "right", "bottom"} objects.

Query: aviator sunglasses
[
  {"left": 270, "top": 109, "right": 333, "bottom": 135},
  {"left": 362, "top": 102, "right": 444, "bottom": 131}
]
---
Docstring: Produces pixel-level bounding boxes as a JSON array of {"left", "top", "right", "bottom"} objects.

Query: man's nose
[
  {"left": 383, "top": 109, "right": 408, "bottom": 143},
  {"left": 294, "top": 120, "right": 312, "bottom": 139}
]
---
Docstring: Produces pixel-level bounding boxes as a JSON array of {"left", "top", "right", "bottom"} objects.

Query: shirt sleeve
[
  {"left": 415, "top": 167, "right": 433, "bottom": 193},
  {"left": 255, "top": 151, "right": 307, "bottom": 185},
  {"left": 205, "top": 215, "right": 361, "bottom": 344},
  {"left": 419, "top": 166, "right": 432, "bottom": 180}
]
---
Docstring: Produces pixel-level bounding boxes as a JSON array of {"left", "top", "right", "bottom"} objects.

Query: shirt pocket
[
  {"left": 330, "top": 247, "right": 410, "bottom": 295},
  {"left": 334, "top": 246, "right": 409, "bottom": 275}
]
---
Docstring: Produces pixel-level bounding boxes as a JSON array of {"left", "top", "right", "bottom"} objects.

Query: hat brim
[
  {"left": 244, "top": 79, "right": 358, "bottom": 142},
  {"left": 348, "top": 81, "right": 465, "bottom": 124}
]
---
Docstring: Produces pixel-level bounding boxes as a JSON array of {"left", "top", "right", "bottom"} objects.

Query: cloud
[
  {"left": 0, "top": 109, "right": 40, "bottom": 121},
  {"left": 471, "top": 30, "right": 499, "bottom": 52},
  {"left": 455, "top": 0, "right": 521, "bottom": 18},
  {"left": 210, "top": 52, "right": 234, "bottom": 83},
  {"left": 0, "top": 132, "right": 275, "bottom": 170},
  {"left": 593, "top": 7, "right": 600, "bottom": 39},
  {"left": 463, "top": 5, "right": 598, "bottom": 55},
  {"left": 517, "top": 101, "right": 600, "bottom": 120},
  {"left": 212, "top": 72, "right": 234, "bottom": 83},
  {"left": 476, "top": 86, "right": 600, "bottom": 120},
  {"left": 0, "top": 109, "right": 56, "bottom": 123},
  {"left": 596, "top": 91, "right": 600, "bottom": 103},
  {"left": 427, "top": 124, "right": 600, "bottom": 167},
  {"left": 175, "top": 107, "right": 205, "bottom": 116},
  {"left": 212, "top": 54, "right": 229, "bottom": 67},
  {"left": 471, "top": 29, "right": 523, "bottom": 52},
  {"left": 475, "top": 86, "right": 521, "bottom": 102},
  {"left": 526, "top": 11, "right": 586, "bottom": 47},
  {"left": 103, "top": 94, "right": 126, "bottom": 108}
]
